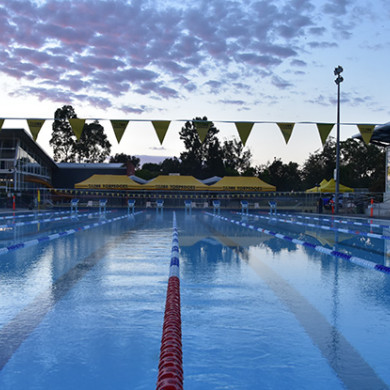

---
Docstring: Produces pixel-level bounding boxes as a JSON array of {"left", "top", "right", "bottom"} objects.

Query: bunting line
[{"left": 0, "top": 117, "right": 381, "bottom": 146}]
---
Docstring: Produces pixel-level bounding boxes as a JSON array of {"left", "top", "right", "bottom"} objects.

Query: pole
[{"left": 335, "top": 80, "right": 340, "bottom": 214}]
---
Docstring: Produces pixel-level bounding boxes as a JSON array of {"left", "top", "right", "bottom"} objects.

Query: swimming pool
[{"left": 0, "top": 208, "right": 389, "bottom": 389}]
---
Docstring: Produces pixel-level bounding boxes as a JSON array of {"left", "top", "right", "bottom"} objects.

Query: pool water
[{"left": 0, "top": 209, "right": 389, "bottom": 389}]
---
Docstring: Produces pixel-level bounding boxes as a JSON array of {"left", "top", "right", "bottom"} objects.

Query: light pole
[{"left": 334, "top": 66, "right": 344, "bottom": 214}]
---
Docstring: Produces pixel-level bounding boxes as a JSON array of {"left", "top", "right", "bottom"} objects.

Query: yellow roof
[
  {"left": 74, "top": 175, "right": 141, "bottom": 189},
  {"left": 210, "top": 176, "right": 276, "bottom": 191},
  {"left": 306, "top": 178, "right": 353, "bottom": 193},
  {"left": 142, "top": 175, "right": 209, "bottom": 191}
]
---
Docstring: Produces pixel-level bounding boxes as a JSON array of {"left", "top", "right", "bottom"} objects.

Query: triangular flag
[
  {"left": 357, "top": 124, "right": 375, "bottom": 144},
  {"left": 235, "top": 122, "right": 254, "bottom": 146},
  {"left": 316, "top": 123, "right": 334, "bottom": 146},
  {"left": 69, "top": 118, "right": 86, "bottom": 140},
  {"left": 277, "top": 122, "right": 295, "bottom": 144},
  {"left": 0, "top": 119, "right": 4, "bottom": 132},
  {"left": 194, "top": 120, "right": 211, "bottom": 142},
  {"left": 111, "top": 120, "right": 129, "bottom": 143},
  {"left": 27, "top": 119, "right": 45, "bottom": 141},
  {"left": 152, "top": 120, "right": 171, "bottom": 145}
]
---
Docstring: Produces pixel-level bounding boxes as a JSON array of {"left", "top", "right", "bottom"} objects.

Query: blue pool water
[{"left": 0, "top": 209, "right": 390, "bottom": 389}]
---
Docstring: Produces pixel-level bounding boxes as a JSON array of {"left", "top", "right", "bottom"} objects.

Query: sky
[{"left": 1, "top": 0, "right": 390, "bottom": 167}]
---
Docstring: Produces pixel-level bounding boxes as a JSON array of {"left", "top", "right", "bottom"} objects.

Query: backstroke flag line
[
  {"left": 277, "top": 122, "right": 295, "bottom": 144},
  {"left": 357, "top": 124, "right": 375, "bottom": 144},
  {"left": 235, "top": 122, "right": 254, "bottom": 146},
  {"left": 152, "top": 120, "right": 171, "bottom": 145},
  {"left": 316, "top": 123, "right": 334, "bottom": 146},
  {"left": 69, "top": 118, "right": 86, "bottom": 140},
  {"left": 110, "top": 120, "right": 129, "bottom": 143},
  {"left": 194, "top": 120, "right": 212, "bottom": 143},
  {"left": 27, "top": 119, "right": 45, "bottom": 141}
]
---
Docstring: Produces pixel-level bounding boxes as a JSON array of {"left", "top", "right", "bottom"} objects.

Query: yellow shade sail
[
  {"left": 141, "top": 175, "right": 209, "bottom": 191},
  {"left": 74, "top": 175, "right": 141, "bottom": 189},
  {"left": 209, "top": 176, "right": 276, "bottom": 192}
]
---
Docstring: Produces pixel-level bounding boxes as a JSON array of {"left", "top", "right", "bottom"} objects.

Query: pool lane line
[
  {"left": 0, "top": 210, "right": 111, "bottom": 230},
  {"left": 207, "top": 213, "right": 390, "bottom": 275},
  {"left": 0, "top": 209, "right": 72, "bottom": 221},
  {"left": 274, "top": 211, "right": 390, "bottom": 230},
  {"left": 0, "top": 222, "right": 146, "bottom": 372},
  {"left": 0, "top": 211, "right": 143, "bottom": 257},
  {"left": 156, "top": 212, "right": 183, "bottom": 390},
  {"left": 236, "top": 211, "right": 390, "bottom": 242}
]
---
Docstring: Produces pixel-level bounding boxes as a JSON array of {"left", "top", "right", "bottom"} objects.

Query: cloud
[
  {"left": 271, "top": 75, "right": 293, "bottom": 89},
  {"left": 0, "top": 0, "right": 369, "bottom": 113}
]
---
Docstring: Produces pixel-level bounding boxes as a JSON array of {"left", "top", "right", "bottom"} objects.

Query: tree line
[{"left": 50, "top": 105, "right": 385, "bottom": 192}]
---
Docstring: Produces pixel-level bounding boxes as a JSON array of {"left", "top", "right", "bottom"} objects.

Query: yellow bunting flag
[
  {"left": 235, "top": 122, "right": 254, "bottom": 146},
  {"left": 110, "top": 120, "right": 129, "bottom": 143},
  {"left": 69, "top": 118, "right": 86, "bottom": 140},
  {"left": 27, "top": 119, "right": 45, "bottom": 141},
  {"left": 152, "top": 120, "right": 171, "bottom": 145},
  {"left": 194, "top": 120, "right": 211, "bottom": 142},
  {"left": 316, "top": 123, "right": 334, "bottom": 146},
  {"left": 0, "top": 119, "right": 4, "bottom": 131},
  {"left": 277, "top": 123, "right": 295, "bottom": 144},
  {"left": 357, "top": 124, "right": 376, "bottom": 144}
]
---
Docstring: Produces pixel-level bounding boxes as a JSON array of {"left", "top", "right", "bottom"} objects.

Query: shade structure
[
  {"left": 209, "top": 176, "right": 276, "bottom": 191},
  {"left": 306, "top": 179, "right": 329, "bottom": 193},
  {"left": 141, "top": 175, "right": 209, "bottom": 191},
  {"left": 74, "top": 175, "right": 141, "bottom": 190},
  {"left": 306, "top": 178, "right": 353, "bottom": 193},
  {"left": 320, "top": 178, "right": 353, "bottom": 193}
]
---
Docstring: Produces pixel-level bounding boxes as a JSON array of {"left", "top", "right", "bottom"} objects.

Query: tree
[
  {"left": 339, "top": 138, "right": 385, "bottom": 191},
  {"left": 50, "top": 105, "right": 77, "bottom": 162},
  {"left": 222, "top": 139, "right": 252, "bottom": 175},
  {"left": 109, "top": 153, "right": 141, "bottom": 169},
  {"left": 257, "top": 158, "right": 303, "bottom": 191},
  {"left": 161, "top": 157, "right": 181, "bottom": 175},
  {"left": 301, "top": 137, "right": 385, "bottom": 191},
  {"left": 179, "top": 117, "right": 224, "bottom": 178},
  {"left": 50, "top": 105, "right": 112, "bottom": 163},
  {"left": 73, "top": 120, "right": 111, "bottom": 163},
  {"left": 301, "top": 138, "right": 336, "bottom": 188}
]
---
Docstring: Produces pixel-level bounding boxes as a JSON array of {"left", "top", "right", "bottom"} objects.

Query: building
[
  {"left": 0, "top": 128, "right": 128, "bottom": 194},
  {"left": 0, "top": 128, "right": 57, "bottom": 192}
]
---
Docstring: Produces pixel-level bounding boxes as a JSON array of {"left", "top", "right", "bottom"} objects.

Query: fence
[{"left": 0, "top": 188, "right": 384, "bottom": 216}]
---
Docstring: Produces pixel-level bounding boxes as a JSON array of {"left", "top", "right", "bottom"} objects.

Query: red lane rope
[{"left": 156, "top": 214, "right": 183, "bottom": 390}]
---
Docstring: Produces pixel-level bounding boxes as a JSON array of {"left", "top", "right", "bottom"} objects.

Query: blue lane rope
[
  {"left": 170, "top": 212, "right": 180, "bottom": 278},
  {"left": 0, "top": 210, "right": 113, "bottom": 230},
  {"left": 0, "top": 211, "right": 143, "bottom": 257},
  {"left": 275, "top": 211, "right": 390, "bottom": 230},
  {"left": 0, "top": 210, "right": 70, "bottom": 221},
  {"left": 236, "top": 211, "right": 390, "bottom": 242},
  {"left": 207, "top": 212, "right": 390, "bottom": 275}
]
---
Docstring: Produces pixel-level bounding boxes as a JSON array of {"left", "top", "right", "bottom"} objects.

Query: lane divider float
[
  {"left": 156, "top": 212, "right": 183, "bottom": 390},
  {"left": 0, "top": 210, "right": 111, "bottom": 230},
  {"left": 0, "top": 209, "right": 70, "bottom": 221},
  {"left": 0, "top": 211, "right": 142, "bottom": 257},
  {"left": 207, "top": 212, "right": 390, "bottom": 275},
  {"left": 274, "top": 211, "right": 390, "bottom": 230},
  {"left": 236, "top": 211, "right": 390, "bottom": 241}
]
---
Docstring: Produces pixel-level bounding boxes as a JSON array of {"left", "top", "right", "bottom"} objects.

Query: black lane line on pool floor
[
  {"left": 202, "top": 218, "right": 389, "bottom": 390},
  {"left": 0, "top": 220, "right": 146, "bottom": 371}
]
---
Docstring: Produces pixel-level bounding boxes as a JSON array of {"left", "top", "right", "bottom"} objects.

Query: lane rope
[
  {"left": 274, "top": 211, "right": 390, "bottom": 230},
  {"left": 236, "top": 211, "right": 390, "bottom": 242},
  {"left": 0, "top": 210, "right": 111, "bottom": 230},
  {"left": 156, "top": 212, "right": 183, "bottom": 390},
  {"left": 0, "top": 211, "right": 142, "bottom": 257},
  {"left": 207, "top": 212, "right": 390, "bottom": 275},
  {"left": 0, "top": 209, "right": 70, "bottom": 221}
]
